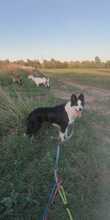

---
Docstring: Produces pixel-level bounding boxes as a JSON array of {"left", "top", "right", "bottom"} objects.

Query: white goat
[{"left": 28, "top": 75, "right": 50, "bottom": 87}]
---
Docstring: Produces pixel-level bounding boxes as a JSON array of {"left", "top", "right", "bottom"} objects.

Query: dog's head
[
  {"left": 70, "top": 93, "right": 85, "bottom": 117},
  {"left": 28, "top": 75, "right": 34, "bottom": 80}
]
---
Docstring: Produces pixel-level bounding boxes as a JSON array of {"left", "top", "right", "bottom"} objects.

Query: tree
[
  {"left": 95, "top": 56, "right": 101, "bottom": 63},
  {"left": 105, "top": 60, "right": 110, "bottom": 68}
]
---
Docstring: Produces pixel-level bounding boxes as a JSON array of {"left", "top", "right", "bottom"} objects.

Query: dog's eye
[{"left": 79, "top": 108, "right": 82, "bottom": 111}]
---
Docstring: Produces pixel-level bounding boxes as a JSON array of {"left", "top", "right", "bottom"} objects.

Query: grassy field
[{"left": 0, "top": 68, "right": 110, "bottom": 220}]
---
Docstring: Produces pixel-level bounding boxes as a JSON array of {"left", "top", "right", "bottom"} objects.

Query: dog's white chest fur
[{"left": 65, "top": 101, "right": 76, "bottom": 124}]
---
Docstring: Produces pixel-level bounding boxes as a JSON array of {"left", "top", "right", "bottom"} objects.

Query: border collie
[{"left": 26, "top": 94, "right": 85, "bottom": 142}]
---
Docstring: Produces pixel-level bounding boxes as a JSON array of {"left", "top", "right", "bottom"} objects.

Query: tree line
[{"left": 0, "top": 57, "right": 110, "bottom": 68}]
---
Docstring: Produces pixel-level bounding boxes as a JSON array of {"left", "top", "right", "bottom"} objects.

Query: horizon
[
  {"left": 0, "top": 0, "right": 110, "bottom": 61},
  {"left": 0, "top": 57, "right": 109, "bottom": 63}
]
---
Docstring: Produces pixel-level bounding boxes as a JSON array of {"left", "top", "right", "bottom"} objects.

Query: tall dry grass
[
  {"left": 0, "top": 87, "right": 35, "bottom": 135},
  {"left": 0, "top": 63, "right": 35, "bottom": 76}
]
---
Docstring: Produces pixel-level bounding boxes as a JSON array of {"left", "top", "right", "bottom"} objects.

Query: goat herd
[{"left": 12, "top": 73, "right": 50, "bottom": 88}]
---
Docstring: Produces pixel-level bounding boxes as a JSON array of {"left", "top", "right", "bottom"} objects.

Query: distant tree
[
  {"left": 50, "top": 58, "right": 56, "bottom": 68},
  {"left": 42, "top": 59, "right": 52, "bottom": 68},
  {"left": 5, "top": 59, "right": 10, "bottom": 64},
  {"left": 63, "top": 61, "right": 68, "bottom": 68},
  {"left": 94, "top": 56, "right": 102, "bottom": 67},
  {"left": 73, "top": 61, "right": 81, "bottom": 68},
  {"left": 95, "top": 56, "right": 101, "bottom": 63},
  {"left": 32, "top": 60, "right": 41, "bottom": 68},
  {"left": 15, "top": 60, "right": 26, "bottom": 65},
  {"left": 105, "top": 60, "right": 110, "bottom": 68}
]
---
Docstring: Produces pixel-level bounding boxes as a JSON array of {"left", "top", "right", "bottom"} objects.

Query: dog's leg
[
  {"left": 59, "top": 131, "right": 65, "bottom": 142},
  {"left": 64, "top": 125, "right": 74, "bottom": 141},
  {"left": 59, "top": 123, "right": 68, "bottom": 142},
  {"left": 26, "top": 120, "right": 42, "bottom": 137}
]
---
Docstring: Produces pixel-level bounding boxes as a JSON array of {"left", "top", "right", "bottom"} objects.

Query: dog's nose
[{"left": 79, "top": 108, "right": 82, "bottom": 111}]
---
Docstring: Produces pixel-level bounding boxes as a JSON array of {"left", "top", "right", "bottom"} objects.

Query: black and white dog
[{"left": 26, "top": 94, "right": 85, "bottom": 142}]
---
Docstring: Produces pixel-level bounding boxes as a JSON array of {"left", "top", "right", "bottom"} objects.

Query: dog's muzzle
[{"left": 75, "top": 109, "right": 82, "bottom": 117}]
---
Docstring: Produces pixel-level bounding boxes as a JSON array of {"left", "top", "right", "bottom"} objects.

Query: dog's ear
[
  {"left": 71, "top": 94, "right": 77, "bottom": 106},
  {"left": 78, "top": 94, "right": 85, "bottom": 105}
]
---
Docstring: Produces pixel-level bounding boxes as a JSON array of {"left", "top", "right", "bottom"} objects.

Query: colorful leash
[
  {"left": 41, "top": 143, "right": 74, "bottom": 220},
  {"left": 54, "top": 144, "right": 74, "bottom": 220}
]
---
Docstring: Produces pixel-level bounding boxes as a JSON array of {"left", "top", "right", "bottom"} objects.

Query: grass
[
  {"left": 0, "top": 110, "right": 98, "bottom": 220},
  {"left": 0, "top": 67, "right": 110, "bottom": 219},
  {"left": 44, "top": 68, "right": 110, "bottom": 90}
]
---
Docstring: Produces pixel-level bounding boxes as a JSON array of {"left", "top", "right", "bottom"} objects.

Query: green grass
[
  {"left": 44, "top": 68, "right": 110, "bottom": 90},
  {"left": 0, "top": 68, "right": 110, "bottom": 219},
  {"left": 0, "top": 111, "right": 98, "bottom": 220}
]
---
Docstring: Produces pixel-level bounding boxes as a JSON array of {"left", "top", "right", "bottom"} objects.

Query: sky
[{"left": 0, "top": 0, "right": 110, "bottom": 61}]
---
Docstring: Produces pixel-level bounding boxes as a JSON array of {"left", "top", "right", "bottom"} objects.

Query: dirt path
[
  {"left": 52, "top": 79, "right": 110, "bottom": 220},
  {"left": 53, "top": 79, "right": 110, "bottom": 112}
]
